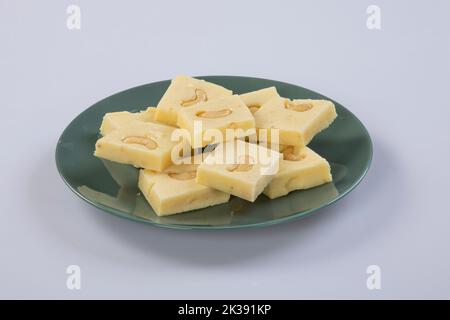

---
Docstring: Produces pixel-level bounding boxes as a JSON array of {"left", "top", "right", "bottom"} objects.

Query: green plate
[{"left": 55, "top": 76, "right": 372, "bottom": 230}]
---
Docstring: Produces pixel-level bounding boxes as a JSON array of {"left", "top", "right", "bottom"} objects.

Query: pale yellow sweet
[
  {"left": 94, "top": 122, "right": 178, "bottom": 171},
  {"left": 138, "top": 107, "right": 157, "bottom": 122},
  {"left": 133, "top": 192, "right": 233, "bottom": 225},
  {"left": 138, "top": 159, "right": 230, "bottom": 216},
  {"left": 177, "top": 95, "right": 256, "bottom": 148},
  {"left": 239, "top": 87, "right": 280, "bottom": 113},
  {"left": 155, "top": 75, "right": 233, "bottom": 126},
  {"left": 254, "top": 97, "right": 337, "bottom": 147},
  {"left": 100, "top": 107, "right": 195, "bottom": 162},
  {"left": 99, "top": 107, "right": 160, "bottom": 135},
  {"left": 196, "top": 140, "right": 281, "bottom": 202},
  {"left": 263, "top": 146, "right": 332, "bottom": 199}
]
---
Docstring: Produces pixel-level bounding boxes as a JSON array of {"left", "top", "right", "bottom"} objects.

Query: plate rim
[{"left": 55, "top": 75, "right": 373, "bottom": 231}]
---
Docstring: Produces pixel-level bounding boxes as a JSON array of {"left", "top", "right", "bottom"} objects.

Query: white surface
[{"left": 1, "top": 0, "right": 449, "bottom": 299}]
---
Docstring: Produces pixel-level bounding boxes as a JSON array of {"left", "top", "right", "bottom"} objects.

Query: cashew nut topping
[
  {"left": 122, "top": 136, "right": 158, "bottom": 150},
  {"left": 284, "top": 100, "right": 313, "bottom": 112},
  {"left": 168, "top": 171, "right": 197, "bottom": 180},
  {"left": 248, "top": 105, "right": 260, "bottom": 113},
  {"left": 180, "top": 89, "right": 208, "bottom": 107},
  {"left": 227, "top": 122, "right": 238, "bottom": 129},
  {"left": 196, "top": 109, "right": 232, "bottom": 119},
  {"left": 227, "top": 155, "right": 254, "bottom": 172},
  {"left": 283, "top": 146, "right": 306, "bottom": 161}
]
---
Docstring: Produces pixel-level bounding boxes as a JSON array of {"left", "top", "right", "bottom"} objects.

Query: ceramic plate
[{"left": 55, "top": 76, "right": 372, "bottom": 230}]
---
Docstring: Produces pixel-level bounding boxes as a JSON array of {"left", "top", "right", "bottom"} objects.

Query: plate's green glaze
[{"left": 55, "top": 76, "right": 372, "bottom": 230}]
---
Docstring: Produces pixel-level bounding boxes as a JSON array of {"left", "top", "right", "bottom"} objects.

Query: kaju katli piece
[{"left": 155, "top": 75, "right": 232, "bottom": 126}]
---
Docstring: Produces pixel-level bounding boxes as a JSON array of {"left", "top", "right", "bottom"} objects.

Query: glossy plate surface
[{"left": 55, "top": 76, "right": 372, "bottom": 230}]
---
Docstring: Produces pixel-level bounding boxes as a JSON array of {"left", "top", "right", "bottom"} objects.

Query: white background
[{"left": 1, "top": 0, "right": 449, "bottom": 299}]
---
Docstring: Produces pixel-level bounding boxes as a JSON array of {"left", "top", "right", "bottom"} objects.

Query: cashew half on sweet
[
  {"left": 122, "top": 136, "right": 158, "bottom": 150},
  {"left": 284, "top": 100, "right": 313, "bottom": 112},
  {"left": 282, "top": 146, "right": 306, "bottom": 161},
  {"left": 180, "top": 89, "right": 208, "bottom": 107},
  {"left": 196, "top": 109, "right": 232, "bottom": 119}
]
